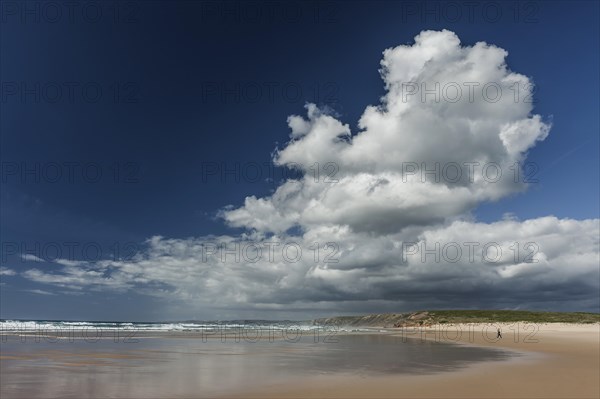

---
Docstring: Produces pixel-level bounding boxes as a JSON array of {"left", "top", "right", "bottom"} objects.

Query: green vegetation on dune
[
  {"left": 312, "top": 310, "right": 600, "bottom": 327},
  {"left": 426, "top": 310, "right": 600, "bottom": 323}
]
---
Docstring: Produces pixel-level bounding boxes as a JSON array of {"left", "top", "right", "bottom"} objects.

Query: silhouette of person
[{"left": 497, "top": 328, "right": 502, "bottom": 339}]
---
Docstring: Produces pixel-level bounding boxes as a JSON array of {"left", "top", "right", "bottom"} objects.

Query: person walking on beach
[{"left": 497, "top": 328, "right": 502, "bottom": 339}]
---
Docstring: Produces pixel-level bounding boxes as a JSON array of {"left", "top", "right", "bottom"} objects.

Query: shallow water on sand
[{"left": 1, "top": 333, "right": 514, "bottom": 398}]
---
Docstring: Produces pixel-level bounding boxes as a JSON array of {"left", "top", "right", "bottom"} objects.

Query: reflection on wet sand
[{"left": 1, "top": 332, "right": 513, "bottom": 398}]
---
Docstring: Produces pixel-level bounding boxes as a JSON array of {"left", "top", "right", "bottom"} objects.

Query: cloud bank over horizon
[{"left": 11, "top": 30, "right": 599, "bottom": 318}]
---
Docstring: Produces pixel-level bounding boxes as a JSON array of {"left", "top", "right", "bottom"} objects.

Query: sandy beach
[
  {"left": 3, "top": 3, "right": 599, "bottom": 398},
  {"left": 238, "top": 323, "right": 600, "bottom": 399},
  {"left": 1, "top": 323, "right": 598, "bottom": 398}
]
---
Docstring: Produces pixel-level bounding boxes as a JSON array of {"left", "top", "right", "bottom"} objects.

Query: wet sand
[
  {"left": 1, "top": 329, "right": 510, "bottom": 398},
  {"left": 1, "top": 324, "right": 598, "bottom": 398},
  {"left": 241, "top": 323, "right": 600, "bottom": 399}
]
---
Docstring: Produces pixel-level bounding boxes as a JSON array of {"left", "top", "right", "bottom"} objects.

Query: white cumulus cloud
[
  {"left": 20, "top": 30, "right": 598, "bottom": 317},
  {"left": 224, "top": 29, "right": 552, "bottom": 235}
]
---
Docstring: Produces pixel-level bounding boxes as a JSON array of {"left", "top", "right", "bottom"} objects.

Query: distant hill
[{"left": 312, "top": 310, "right": 600, "bottom": 328}]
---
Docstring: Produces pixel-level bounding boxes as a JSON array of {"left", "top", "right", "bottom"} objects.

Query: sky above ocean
[{"left": 1, "top": 1, "right": 598, "bottom": 321}]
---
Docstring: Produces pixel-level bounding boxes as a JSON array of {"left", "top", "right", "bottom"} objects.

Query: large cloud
[
  {"left": 20, "top": 217, "right": 599, "bottom": 314},
  {"left": 19, "top": 30, "right": 599, "bottom": 315},
  {"left": 224, "top": 30, "right": 550, "bottom": 235}
]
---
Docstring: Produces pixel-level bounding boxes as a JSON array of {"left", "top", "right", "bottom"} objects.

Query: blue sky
[{"left": 1, "top": 1, "right": 598, "bottom": 321}]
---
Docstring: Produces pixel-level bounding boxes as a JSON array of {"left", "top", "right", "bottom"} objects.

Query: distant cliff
[{"left": 312, "top": 310, "right": 600, "bottom": 327}]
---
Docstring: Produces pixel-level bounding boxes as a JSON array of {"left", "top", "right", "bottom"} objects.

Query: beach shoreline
[
  {"left": 1, "top": 323, "right": 598, "bottom": 398},
  {"left": 232, "top": 323, "right": 600, "bottom": 399}
]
